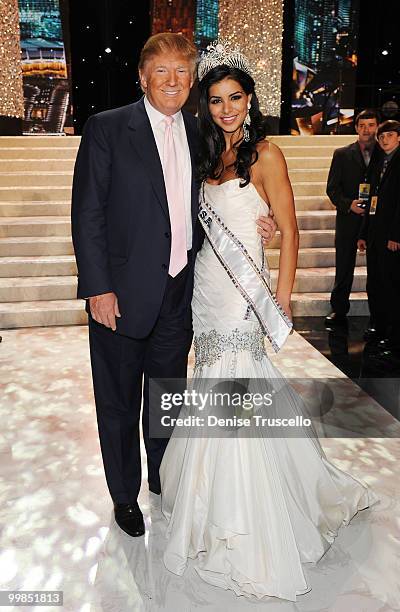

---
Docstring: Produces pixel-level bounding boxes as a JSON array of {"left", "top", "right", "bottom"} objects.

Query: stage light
[
  {"left": 381, "top": 50, "right": 389, "bottom": 55},
  {"left": 105, "top": 48, "right": 111, "bottom": 54}
]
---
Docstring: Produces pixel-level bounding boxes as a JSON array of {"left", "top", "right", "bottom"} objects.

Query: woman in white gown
[{"left": 159, "top": 43, "right": 377, "bottom": 601}]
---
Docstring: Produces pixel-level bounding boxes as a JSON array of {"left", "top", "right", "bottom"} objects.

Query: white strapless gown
[{"left": 159, "top": 179, "right": 377, "bottom": 601}]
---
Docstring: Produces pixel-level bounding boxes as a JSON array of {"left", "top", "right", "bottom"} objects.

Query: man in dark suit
[
  {"left": 325, "top": 109, "right": 382, "bottom": 325},
  {"left": 71, "top": 33, "right": 275, "bottom": 538},
  {"left": 358, "top": 120, "right": 400, "bottom": 361}
]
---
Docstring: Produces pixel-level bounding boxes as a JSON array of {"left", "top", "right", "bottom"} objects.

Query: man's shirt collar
[{"left": 144, "top": 96, "right": 183, "bottom": 128}]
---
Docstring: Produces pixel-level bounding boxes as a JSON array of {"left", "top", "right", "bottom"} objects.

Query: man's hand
[
  {"left": 350, "top": 199, "right": 366, "bottom": 215},
  {"left": 357, "top": 239, "right": 367, "bottom": 252},
  {"left": 387, "top": 240, "right": 400, "bottom": 252},
  {"left": 89, "top": 292, "right": 121, "bottom": 331},
  {"left": 256, "top": 213, "right": 277, "bottom": 246}
]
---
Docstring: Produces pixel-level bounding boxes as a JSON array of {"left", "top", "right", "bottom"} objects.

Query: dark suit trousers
[
  {"left": 331, "top": 213, "right": 363, "bottom": 315},
  {"left": 88, "top": 266, "right": 193, "bottom": 504},
  {"left": 367, "top": 244, "right": 400, "bottom": 343}
]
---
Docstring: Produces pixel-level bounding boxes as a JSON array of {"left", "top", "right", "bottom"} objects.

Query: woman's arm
[{"left": 257, "top": 142, "right": 299, "bottom": 319}]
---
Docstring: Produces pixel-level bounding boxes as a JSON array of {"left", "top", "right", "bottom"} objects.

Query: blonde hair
[{"left": 139, "top": 32, "right": 197, "bottom": 73}]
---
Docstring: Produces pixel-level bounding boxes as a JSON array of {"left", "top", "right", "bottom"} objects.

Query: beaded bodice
[{"left": 192, "top": 179, "right": 271, "bottom": 370}]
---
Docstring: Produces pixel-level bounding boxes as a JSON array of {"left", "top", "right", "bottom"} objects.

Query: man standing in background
[
  {"left": 325, "top": 110, "right": 382, "bottom": 327},
  {"left": 358, "top": 120, "right": 400, "bottom": 363}
]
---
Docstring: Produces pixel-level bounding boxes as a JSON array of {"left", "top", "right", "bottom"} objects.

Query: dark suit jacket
[
  {"left": 359, "top": 146, "right": 400, "bottom": 247},
  {"left": 326, "top": 141, "right": 382, "bottom": 215},
  {"left": 71, "top": 97, "right": 200, "bottom": 338}
]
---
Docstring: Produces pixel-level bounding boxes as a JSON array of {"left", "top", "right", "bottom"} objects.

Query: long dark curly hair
[{"left": 197, "top": 65, "right": 268, "bottom": 187}]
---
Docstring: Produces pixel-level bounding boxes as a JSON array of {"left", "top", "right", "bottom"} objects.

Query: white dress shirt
[{"left": 144, "top": 96, "right": 192, "bottom": 250}]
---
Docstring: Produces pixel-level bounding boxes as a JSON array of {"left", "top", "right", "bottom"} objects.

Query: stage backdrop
[
  {"left": 18, "top": 0, "right": 72, "bottom": 133},
  {"left": 0, "top": 0, "right": 24, "bottom": 122},
  {"left": 292, "top": 0, "right": 360, "bottom": 134},
  {"left": 150, "top": 0, "right": 284, "bottom": 119}
]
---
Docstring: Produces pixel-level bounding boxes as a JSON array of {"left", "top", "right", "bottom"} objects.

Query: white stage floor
[{"left": 0, "top": 326, "right": 399, "bottom": 611}]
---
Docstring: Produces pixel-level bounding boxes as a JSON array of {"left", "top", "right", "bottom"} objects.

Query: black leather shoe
[
  {"left": 363, "top": 327, "right": 379, "bottom": 341},
  {"left": 377, "top": 338, "right": 393, "bottom": 350},
  {"left": 370, "top": 348, "right": 400, "bottom": 371},
  {"left": 114, "top": 503, "right": 145, "bottom": 537},
  {"left": 325, "top": 312, "right": 347, "bottom": 326}
]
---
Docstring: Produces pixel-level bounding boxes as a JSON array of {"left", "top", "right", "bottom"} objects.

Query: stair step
[
  {"left": 266, "top": 247, "right": 366, "bottom": 269},
  {"left": 0, "top": 186, "right": 71, "bottom": 201},
  {"left": 0, "top": 217, "right": 337, "bottom": 240},
  {"left": 278, "top": 146, "right": 350, "bottom": 157},
  {"left": 0, "top": 147, "right": 79, "bottom": 160},
  {"left": 292, "top": 182, "right": 327, "bottom": 197},
  {"left": 0, "top": 268, "right": 366, "bottom": 304},
  {"left": 0, "top": 174, "right": 330, "bottom": 193},
  {"left": 0, "top": 255, "right": 77, "bottom": 277},
  {"left": 0, "top": 292, "right": 368, "bottom": 328},
  {"left": 270, "top": 229, "right": 335, "bottom": 248},
  {"left": 0, "top": 236, "right": 73, "bottom": 256},
  {"left": 0, "top": 191, "right": 334, "bottom": 210},
  {"left": 0, "top": 201, "right": 71, "bottom": 216},
  {"left": 289, "top": 169, "right": 328, "bottom": 182},
  {"left": 0, "top": 299, "right": 86, "bottom": 329},
  {"left": 294, "top": 196, "right": 334, "bottom": 211},
  {"left": 286, "top": 157, "right": 332, "bottom": 169},
  {"left": 0, "top": 216, "right": 71, "bottom": 236},
  {"left": 0, "top": 172, "right": 73, "bottom": 187},
  {"left": 290, "top": 292, "right": 368, "bottom": 316},
  {"left": 0, "top": 159, "right": 76, "bottom": 172},
  {"left": 0, "top": 205, "right": 338, "bottom": 224},
  {"left": 0, "top": 136, "right": 80, "bottom": 147},
  {"left": 0, "top": 229, "right": 340, "bottom": 252},
  {"left": 0, "top": 276, "right": 77, "bottom": 301},
  {"left": 270, "top": 135, "right": 354, "bottom": 146},
  {"left": 270, "top": 267, "right": 366, "bottom": 293},
  {"left": 0, "top": 135, "right": 351, "bottom": 147},
  {"left": 0, "top": 157, "right": 331, "bottom": 180},
  {"left": 296, "top": 210, "right": 336, "bottom": 230}
]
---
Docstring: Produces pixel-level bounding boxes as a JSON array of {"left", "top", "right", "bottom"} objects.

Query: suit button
[
  {"left": 164, "top": 232, "right": 170, "bottom": 239},
  {"left": 162, "top": 264, "right": 167, "bottom": 270}
]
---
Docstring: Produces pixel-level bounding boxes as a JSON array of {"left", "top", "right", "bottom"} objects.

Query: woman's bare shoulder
[{"left": 256, "top": 139, "right": 287, "bottom": 174}]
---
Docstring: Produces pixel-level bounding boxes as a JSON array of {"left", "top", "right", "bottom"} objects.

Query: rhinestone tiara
[{"left": 198, "top": 40, "right": 252, "bottom": 82}]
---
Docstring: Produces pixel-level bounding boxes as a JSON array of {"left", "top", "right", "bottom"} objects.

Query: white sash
[{"left": 198, "top": 189, "right": 293, "bottom": 352}]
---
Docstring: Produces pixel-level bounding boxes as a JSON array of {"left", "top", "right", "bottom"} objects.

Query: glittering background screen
[
  {"left": 150, "top": 0, "right": 219, "bottom": 51},
  {"left": 292, "top": 0, "right": 360, "bottom": 134},
  {"left": 150, "top": 0, "right": 283, "bottom": 119},
  {"left": 18, "top": 0, "right": 71, "bottom": 133}
]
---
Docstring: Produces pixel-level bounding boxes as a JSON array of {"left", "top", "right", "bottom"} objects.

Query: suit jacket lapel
[
  {"left": 351, "top": 142, "right": 366, "bottom": 171},
  {"left": 182, "top": 110, "right": 199, "bottom": 228},
  {"left": 379, "top": 147, "right": 400, "bottom": 189},
  {"left": 127, "top": 98, "right": 169, "bottom": 221}
]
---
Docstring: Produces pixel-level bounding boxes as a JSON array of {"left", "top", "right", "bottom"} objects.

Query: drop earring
[{"left": 243, "top": 102, "right": 251, "bottom": 142}]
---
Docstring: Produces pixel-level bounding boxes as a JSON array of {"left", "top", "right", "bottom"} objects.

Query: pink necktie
[{"left": 163, "top": 115, "right": 187, "bottom": 277}]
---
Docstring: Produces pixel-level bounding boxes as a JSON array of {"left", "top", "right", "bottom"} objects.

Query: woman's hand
[{"left": 276, "top": 294, "right": 292, "bottom": 321}]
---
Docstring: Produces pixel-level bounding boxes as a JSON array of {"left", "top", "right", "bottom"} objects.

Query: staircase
[{"left": 0, "top": 134, "right": 368, "bottom": 329}]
